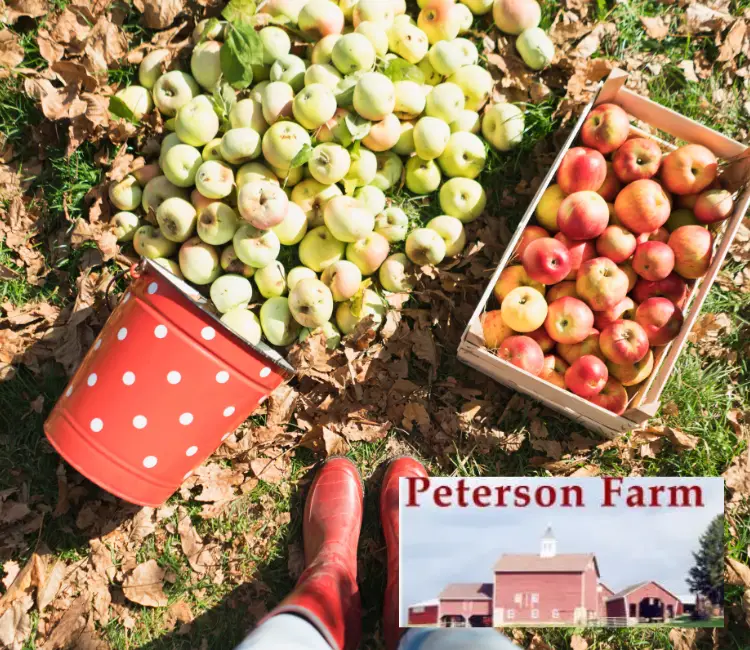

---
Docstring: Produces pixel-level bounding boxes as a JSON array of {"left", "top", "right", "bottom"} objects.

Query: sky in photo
[{"left": 399, "top": 477, "right": 724, "bottom": 621}]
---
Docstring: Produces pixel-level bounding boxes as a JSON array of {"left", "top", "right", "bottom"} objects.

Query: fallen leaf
[
  {"left": 177, "top": 511, "right": 214, "bottom": 574},
  {"left": 250, "top": 455, "right": 288, "bottom": 485},
  {"left": 37, "top": 560, "right": 66, "bottom": 612},
  {"left": 41, "top": 595, "right": 88, "bottom": 649},
  {"left": 678, "top": 60, "right": 699, "bottom": 82},
  {"left": 1, "top": 561, "right": 20, "bottom": 589},
  {"left": 0, "top": 594, "right": 32, "bottom": 650},
  {"left": 401, "top": 402, "right": 430, "bottom": 433},
  {"left": 570, "top": 634, "right": 588, "bottom": 650},
  {"left": 2, "top": 0, "right": 49, "bottom": 23},
  {"left": 640, "top": 16, "right": 669, "bottom": 40},
  {"left": 266, "top": 383, "right": 298, "bottom": 426},
  {"left": 133, "top": 0, "right": 185, "bottom": 29},
  {"left": 122, "top": 560, "right": 168, "bottom": 608},
  {"left": 727, "top": 557, "right": 750, "bottom": 587},
  {"left": 717, "top": 19, "right": 747, "bottom": 63},
  {"left": 0, "top": 30, "right": 24, "bottom": 78},
  {"left": 668, "top": 627, "right": 698, "bottom": 650}
]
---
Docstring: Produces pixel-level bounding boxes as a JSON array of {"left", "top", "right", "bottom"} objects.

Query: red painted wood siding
[
  {"left": 607, "top": 598, "right": 626, "bottom": 617},
  {"left": 439, "top": 599, "right": 492, "bottom": 617},
  {"left": 597, "top": 587, "right": 614, "bottom": 615},
  {"left": 408, "top": 605, "right": 439, "bottom": 625},
  {"left": 605, "top": 583, "right": 683, "bottom": 618},
  {"left": 583, "top": 564, "right": 598, "bottom": 613}
]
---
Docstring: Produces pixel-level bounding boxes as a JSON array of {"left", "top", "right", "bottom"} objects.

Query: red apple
[
  {"left": 493, "top": 265, "right": 545, "bottom": 302},
  {"left": 576, "top": 257, "right": 629, "bottom": 311},
  {"left": 677, "top": 193, "right": 699, "bottom": 210},
  {"left": 635, "top": 297, "right": 684, "bottom": 346},
  {"left": 556, "top": 147, "right": 607, "bottom": 195},
  {"left": 614, "top": 179, "right": 671, "bottom": 234},
  {"left": 565, "top": 354, "right": 608, "bottom": 397},
  {"left": 554, "top": 232, "right": 596, "bottom": 280},
  {"left": 597, "top": 162, "right": 623, "bottom": 202},
  {"left": 668, "top": 225, "right": 713, "bottom": 280},
  {"left": 612, "top": 137, "right": 662, "bottom": 183},
  {"left": 694, "top": 189, "right": 734, "bottom": 224},
  {"left": 636, "top": 227, "right": 670, "bottom": 245},
  {"left": 619, "top": 262, "right": 638, "bottom": 292},
  {"left": 596, "top": 225, "right": 637, "bottom": 264},
  {"left": 515, "top": 225, "right": 549, "bottom": 258},
  {"left": 661, "top": 144, "right": 718, "bottom": 195},
  {"left": 481, "top": 309, "right": 515, "bottom": 348},
  {"left": 521, "top": 237, "right": 572, "bottom": 285},
  {"left": 497, "top": 335, "right": 545, "bottom": 376},
  {"left": 557, "top": 328, "right": 602, "bottom": 365},
  {"left": 594, "top": 296, "right": 637, "bottom": 331},
  {"left": 540, "top": 354, "right": 569, "bottom": 389},
  {"left": 600, "top": 319, "right": 649, "bottom": 364},
  {"left": 587, "top": 377, "right": 628, "bottom": 414},
  {"left": 547, "top": 280, "right": 579, "bottom": 302},
  {"left": 557, "top": 191, "right": 609, "bottom": 240},
  {"left": 544, "top": 296, "right": 594, "bottom": 345},
  {"left": 607, "top": 349, "right": 654, "bottom": 387},
  {"left": 632, "top": 241, "right": 675, "bottom": 281},
  {"left": 527, "top": 326, "right": 556, "bottom": 353},
  {"left": 632, "top": 272, "right": 688, "bottom": 308},
  {"left": 581, "top": 103, "right": 630, "bottom": 155}
]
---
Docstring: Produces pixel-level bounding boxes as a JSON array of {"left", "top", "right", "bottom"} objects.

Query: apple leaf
[
  {"left": 334, "top": 72, "right": 363, "bottom": 109},
  {"left": 343, "top": 113, "right": 371, "bottom": 143},
  {"left": 198, "top": 17, "right": 221, "bottom": 44},
  {"left": 382, "top": 59, "right": 424, "bottom": 84},
  {"left": 211, "top": 83, "right": 237, "bottom": 130},
  {"left": 108, "top": 96, "right": 139, "bottom": 124},
  {"left": 220, "top": 23, "right": 263, "bottom": 89},
  {"left": 290, "top": 143, "right": 313, "bottom": 169},
  {"left": 222, "top": 0, "right": 257, "bottom": 23}
]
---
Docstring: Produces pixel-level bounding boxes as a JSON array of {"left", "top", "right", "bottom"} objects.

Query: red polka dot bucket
[{"left": 44, "top": 259, "right": 293, "bottom": 507}]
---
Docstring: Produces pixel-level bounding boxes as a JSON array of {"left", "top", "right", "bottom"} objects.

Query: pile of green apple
[
  {"left": 491, "top": 0, "right": 555, "bottom": 71},
  {"left": 108, "top": 0, "right": 529, "bottom": 351}
]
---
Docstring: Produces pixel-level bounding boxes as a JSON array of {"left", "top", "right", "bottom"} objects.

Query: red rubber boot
[
  {"left": 265, "top": 457, "right": 363, "bottom": 650},
  {"left": 380, "top": 457, "right": 429, "bottom": 650}
]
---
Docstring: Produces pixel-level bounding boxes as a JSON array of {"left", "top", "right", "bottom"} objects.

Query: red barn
[
  {"left": 606, "top": 581, "right": 683, "bottom": 622},
  {"left": 438, "top": 583, "right": 493, "bottom": 627},
  {"left": 492, "top": 526, "right": 600, "bottom": 625},
  {"left": 407, "top": 600, "right": 439, "bottom": 626}
]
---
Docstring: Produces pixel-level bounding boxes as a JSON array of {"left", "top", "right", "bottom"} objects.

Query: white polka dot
[
  {"left": 179, "top": 412, "right": 193, "bottom": 425},
  {"left": 147, "top": 282, "right": 158, "bottom": 294},
  {"left": 65, "top": 386, "right": 72, "bottom": 397},
  {"left": 154, "top": 324, "right": 168, "bottom": 338},
  {"left": 143, "top": 456, "right": 158, "bottom": 469},
  {"left": 223, "top": 406, "right": 235, "bottom": 417},
  {"left": 216, "top": 370, "right": 229, "bottom": 384},
  {"left": 183, "top": 470, "right": 192, "bottom": 480},
  {"left": 117, "top": 327, "right": 128, "bottom": 341},
  {"left": 87, "top": 373, "right": 97, "bottom": 387},
  {"left": 94, "top": 339, "right": 102, "bottom": 350},
  {"left": 221, "top": 432, "right": 231, "bottom": 441},
  {"left": 201, "top": 326, "right": 216, "bottom": 341},
  {"left": 133, "top": 415, "right": 148, "bottom": 429},
  {"left": 186, "top": 445, "right": 198, "bottom": 457},
  {"left": 167, "top": 371, "right": 181, "bottom": 384},
  {"left": 260, "top": 367, "right": 271, "bottom": 378},
  {"left": 122, "top": 371, "right": 136, "bottom": 385},
  {"left": 123, "top": 292, "right": 131, "bottom": 303},
  {"left": 90, "top": 418, "right": 103, "bottom": 432}
]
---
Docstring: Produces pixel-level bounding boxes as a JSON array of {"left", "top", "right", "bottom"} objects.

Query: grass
[{"left": 1, "top": 0, "right": 749, "bottom": 648}]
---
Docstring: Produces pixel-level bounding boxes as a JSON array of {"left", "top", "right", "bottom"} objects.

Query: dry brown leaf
[
  {"left": 717, "top": 19, "right": 748, "bottom": 63},
  {"left": 570, "top": 634, "right": 588, "bottom": 650},
  {"left": 0, "top": 30, "right": 23, "bottom": 79},
  {"left": 36, "top": 560, "right": 66, "bottom": 612},
  {"left": 727, "top": 557, "right": 750, "bottom": 587},
  {"left": 191, "top": 463, "right": 244, "bottom": 502},
  {"left": 668, "top": 628, "right": 698, "bottom": 650},
  {"left": 41, "top": 595, "right": 88, "bottom": 650},
  {"left": 678, "top": 60, "right": 700, "bottom": 82},
  {"left": 122, "top": 560, "right": 168, "bottom": 608},
  {"left": 0, "top": 594, "right": 33, "bottom": 650},
  {"left": 134, "top": 0, "right": 185, "bottom": 29},
  {"left": 640, "top": 16, "right": 669, "bottom": 40},
  {"left": 401, "top": 402, "right": 430, "bottom": 432},
  {"left": 266, "top": 383, "right": 298, "bottom": 426},
  {"left": 250, "top": 455, "right": 288, "bottom": 485},
  {"left": 2, "top": 561, "right": 20, "bottom": 590},
  {"left": 685, "top": 3, "right": 732, "bottom": 34},
  {"left": 177, "top": 511, "right": 214, "bottom": 574},
  {"left": 743, "top": 588, "right": 750, "bottom": 627},
  {"left": 2, "top": 0, "right": 50, "bottom": 23}
]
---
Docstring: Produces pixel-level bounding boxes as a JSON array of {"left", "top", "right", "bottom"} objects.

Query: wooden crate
[{"left": 457, "top": 68, "right": 750, "bottom": 438}]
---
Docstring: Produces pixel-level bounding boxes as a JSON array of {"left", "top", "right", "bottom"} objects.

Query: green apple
[
  {"left": 354, "top": 0, "right": 395, "bottom": 25},
  {"left": 324, "top": 195, "right": 375, "bottom": 243},
  {"left": 353, "top": 72, "right": 396, "bottom": 121},
  {"left": 229, "top": 97, "right": 269, "bottom": 134},
  {"left": 220, "top": 128, "right": 261, "bottom": 164},
  {"left": 516, "top": 27, "right": 555, "bottom": 70},
  {"left": 273, "top": 165, "right": 304, "bottom": 187},
  {"left": 304, "top": 63, "right": 342, "bottom": 90},
  {"left": 298, "top": 320, "right": 341, "bottom": 348},
  {"left": 115, "top": 85, "right": 152, "bottom": 119},
  {"left": 437, "top": 131, "right": 486, "bottom": 179},
  {"left": 195, "top": 160, "right": 234, "bottom": 199},
  {"left": 450, "top": 109, "right": 481, "bottom": 133},
  {"left": 291, "top": 179, "right": 342, "bottom": 226},
  {"left": 260, "top": 26, "right": 292, "bottom": 64},
  {"left": 210, "top": 274, "right": 253, "bottom": 313},
  {"left": 109, "top": 175, "right": 142, "bottom": 211},
  {"left": 197, "top": 202, "right": 239, "bottom": 245},
  {"left": 233, "top": 224, "right": 281, "bottom": 268},
  {"left": 262, "top": 121, "right": 312, "bottom": 171},
  {"left": 379, "top": 252, "right": 415, "bottom": 292},
  {"left": 288, "top": 278, "right": 334, "bottom": 327},
  {"left": 339, "top": 0, "right": 358, "bottom": 21},
  {"left": 270, "top": 54, "right": 307, "bottom": 92},
  {"left": 292, "top": 83, "right": 337, "bottom": 129},
  {"left": 320, "top": 260, "right": 362, "bottom": 301},
  {"left": 175, "top": 95, "right": 220, "bottom": 146},
  {"left": 132, "top": 163, "right": 161, "bottom": 187},
  {"left": 344, "top": 147, "right": 378, "bottom": 189},
  {"left": 309, "top": 143, "right": 351, "bottom": 184},
  {"left": 427, "top": 214, "right": 466, "bottom": 256},
  {"left": 335, "top": 288, "right": 385, "bottom": 334},
  {"left": 202, "top": 138, "right": 224, "bottom": 161},
  {"left": 254, "top": 260, "right": 288, "bottom": 298},
  {"left": 354, "top": 185, "right": 386, "bottom": 215},
  {"left": 405, "top": 156, "right": 442, "bottom": 194},
  {"left": 287, "top": 266, "right": 318, "bottom": 290},
  {"left": 454, "top": 37, "right": 479, "bottom": 65},
  {"left": 157, "top": 196, "right": 197, "bottom": 242},
  {"left": 142, "top": 175, "right": 188, "bottom": 213},
  {"left": 387, "top": 22, "right": 429, "bottom": 63},
  {"left": 372, "top": 152, "right": 403, "bottom": 191},
  {"left": 237, "top": 162, "right": 279, "bottom": 188},
  {"left": 260, "top": 297, "right": 302, "bottom": 346},
  {"left": 455, "top": 3, "right": 473, "bottom": 32},
  {"left": 355, "top": 21, "right": 389, "bottom": 56},
  {"left": 299, "top": 226, "right": 346, "bottom": 271},
  {"left": 362, "top": 114, "right": 401, "bottom": 152},
  {"left": 405, "top": 227, "right": 446, "bottom": 265},
  {"left": 152, "top": 257, "right": 184, "bottom": 279},
  {"left": 298, "top": 0, "right": 345, "bottom": 38},
  {"left": 261, "top": 81, "right": 294, "bottom": 124},
  {"left": 428, "top": 41, "right": 462, "bottom": 76},
  {"left": 162, "top": 144, "right": 203, "bottom": 188},
  {"left": 237, "top": 180, "right": 289, "bottom": 230},
  {"left": 272, "top": 202, "right": 308, "bottom": 246},
  {"left": 425, "top": 82, "right": 465, "bottom": 123},
  {"left": 178, "top": 236, "right": 221, "bottom": 284},
  {"left": 138, "top": 49, "right": 169, "bottom": 89},
  {"left": 413, "top": 116, "right": 451, "bottom": 160},
  {"left": 190, "top": 40, "right": 222, "bottom": 89},
  {"left": 152, "top": 71, "right": 200, "bottom": 116},
  {"left": 133, "top": 225, "right": 178, "bottom": 259},
  {"left": 346, "top": 231, "right": 390, "bottom": 275},
  {"left": 311, "top": 34, "right": 341, "bottom": 64},
  {"left": 438, "top": 177, "right": 486, "bottom": 222},
  {"left": 112, "top": 211, "right": 140, "bottom": 242},
  {"left": 447, "top": 65, "right": 493, "bottom": 111},
  {"left": 332, "top": 33, "right": 376, "bottom": 74},
  {"left": 192, "top": 18, "right": 225, "bottom": 43},
  {"left": 392, "top": 120, "right": 416, "bottom": 155},
  {"left": 374, "top": 207, "right": 409, "bottom": 242},
  {"left": 418, "top": 0, "right": 461, "bottom": 43},
  {"left": 316, "top": 107, "right": 351, "bottom": 144},
  {"left": 417, "top": 56, "right": 442, "bottom": 85},
  {"left": 159, "top": 132, "right": 182, "bottom": 168},
  {"left": 220, "top": 243, "right": 255, "bottom": 277},
  {"left": 481, "top": 102, "right": 524, "bottom": 151},
  {"left": 221, "top": 308, "right": 262, "bottom": 345},
  {"left": 460, "top": 0, "right": 492, "bottom": 14},
  {"left": 394, "top": 81, "right": 426, "bottom": 120}
]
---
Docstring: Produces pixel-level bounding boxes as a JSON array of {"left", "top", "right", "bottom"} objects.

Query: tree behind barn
[{"left": 687, "top": 515, "right": 724, "bottom": 606}]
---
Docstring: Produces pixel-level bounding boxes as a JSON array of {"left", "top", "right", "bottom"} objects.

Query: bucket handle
[{"left": 106, "top": 261, "right": 145, "bottom": 311}]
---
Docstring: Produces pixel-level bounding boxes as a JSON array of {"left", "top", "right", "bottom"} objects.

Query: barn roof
[
  {"left": 439, "top": 583, "right": 493, "bottom": 600},
  {"left": 606, "top": 581, "right": 682, "bottom": 603},
  {"left": 598, "top": 582, "right": 615, "bottom": 595},
  {"left": 494, "top": 553, "right": 599, "bottom": 576},
  {"left": 408, "top": 599, "right": 439, "bottom": 609}
]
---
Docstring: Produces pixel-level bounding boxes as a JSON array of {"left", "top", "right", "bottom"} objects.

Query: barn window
[
  {"left": 514, "top": 593, "right": 522, "bottom": 604},
  {"left": 531, "top": 593, "right": 539, "bottom": 604},
  {"left": 507, "top": 609, "right": 515, "bottom": 619},
  {"left": 552, "top": 609, "right": 560, "bottom": 619},
  {"left": 531, "top": 609, "right": 539, "bottom": 619},
  {"left": 413, "top": 607, "right": 424, "bottom": 613}
]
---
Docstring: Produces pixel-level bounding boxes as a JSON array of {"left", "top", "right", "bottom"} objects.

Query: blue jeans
[{"left": 235, "top": 614, "right": 520, "bottom": 650}]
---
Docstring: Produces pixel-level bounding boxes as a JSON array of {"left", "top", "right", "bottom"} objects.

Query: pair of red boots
[{"left": 264, "top": 456, "right": 427, "bottom": 650}]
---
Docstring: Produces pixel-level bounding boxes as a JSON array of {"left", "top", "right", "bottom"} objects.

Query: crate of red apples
[{"left": 458, "top": 69, "right": 750, "bottom": 438}]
